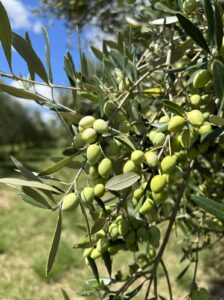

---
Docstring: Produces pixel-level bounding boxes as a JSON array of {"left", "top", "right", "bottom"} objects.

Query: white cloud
[{"left": 1, "top": 0, "right": 42, "bottom": 34}]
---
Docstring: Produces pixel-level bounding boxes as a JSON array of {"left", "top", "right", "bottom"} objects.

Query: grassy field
[{"left": 0, "top": 146, "right": 221, "bottom": 299}]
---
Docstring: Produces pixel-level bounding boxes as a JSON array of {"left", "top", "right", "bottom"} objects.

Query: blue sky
[{"left": 0, "top": 0, "right": 81, "bottom": 85}]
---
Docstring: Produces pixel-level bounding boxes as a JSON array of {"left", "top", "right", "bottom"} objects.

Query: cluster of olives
[{"left": 82, "top": 216, "right": 160, "bottom": 262}]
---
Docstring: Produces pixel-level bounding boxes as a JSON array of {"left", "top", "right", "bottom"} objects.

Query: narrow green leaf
[
  {"left": 213, "top": 60, "right": 224, "bottom": 112},
  {"left": 125, "top": 282, "right": 144, "bottom": 299},
  {"left": 46, "top": 211, "right": 62, "bottom": 275},
  {"left": 87, "top": 257, "right": 99, "bottom": 283},
  {"left": 209, "top": 115, "right": 224, "bottom": 126},
  {"left": 11, "top": 156, "right": 41, "bottom": 182},
  {"left": 192, "top": 195, "right": 224, "bottom": 221},
  {"left": 25, "top": 32, "right": 35, "bottom": 80},
  {"left": 105, "top": 172, "right": 140, "bottom": 191},
  {"left": 214, "top": 2, "right": 223, "bottom": 51},
  {"left": 164, "top": 100, "right": 185, "bottom": 116},
  {"left": 12, "top": 32, "right": 48, "bottom": 83},
  {"left": 176, "top": 264, "right": 190, "bottom": 281},
  {"left": 91, "top": 218, "right": 106, "bottom": 235},
  {"left": 82, "top": 52, "right": 89, "bottom": 78},
  {"left": 202, "top": 127, "right": 224, "bottom": 142},
  {"left": 22, "top": 186, "right": 51, "bottom": 209},
  {"left": 0, "top": 178, "right": 61, "bottom": 193},
  {"left": 176, "top": 14, "right": 210, "bottom": 53},
  {"left": 42, "top": 26, "right": 53, "bottom": 82},
  {"left": 61, "top": 287, "right": 70, "bottom": 300},
  {"left": 102, "top": 252, "right": 112, "bottom": 277},
  {"left": 91, "top": 46, "right": 104, "bottom": 61},
  {"left": 114, "top": 135, "right": 136, "bottom": 151},
  {"left": 151, "top": 16, "right": 178, "bottom": 25},
  {"left": 0, "top": 2, "right": 12, "bottom": 69},
  {"left": 204, "top": 0, "right": 215, "bottom": 47},
  {"left": 40, "top": 156, "right": 74, "bottom": 175},
  {"left": 154, "top": 2, "right": 178, "bottom": 14},
  {"left": 59, "top": 112, "right": 82, "bottom": 124},
  {"left": 0, "top": 82, "right": 46, "bottom": 103}
]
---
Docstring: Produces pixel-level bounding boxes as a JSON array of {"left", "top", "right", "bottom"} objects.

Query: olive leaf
[{"left": 105, "top": 172, "right": 140, "bottom": 191}]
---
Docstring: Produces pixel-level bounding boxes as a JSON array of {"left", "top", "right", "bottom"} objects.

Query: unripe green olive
[
  {"left": 149, "top": 226, "right": 160, "bottom": 248},
  {"left": 148, "top": 248, "right": 156, "bottom": 259},
  {"left": 191, "top": 287, "right": 209, "bottom": 300},
  {"left": 124, "top": 230, "right": 136, "bottom": 245},
  {"left": 125, "top": 242, "right": 138, "bottom": 252},
  {"left": 137, "top": 227, "right": 150, "bottom": 241},
  {"left": 90, "top": 248, "right": 101, "bottom": 259},
  {"left": 62, "top": 193, "right": 80, "bottom": 211},
  {"left": 145, "top": 151, "right": 158, "bottom": 167},
  {"left": 79, "top": 115, "right": 95, "bottom": 129},
  {"left": 183, "top": 0, "right": 196, "bottom": 14},
  {"left": 137, "top": 253, "right": 147, "bottom": 264},
  {"left": 193, "top": 69, "right": 211, "bottom": 88},
  {"left": 117, "top": 219, "right": 130, "bottom": 236},
  {"left": 131, "top": 150, "right": 145, "bottom": 164},
  {"left": 88, "top": 165, "right": 99, "bottom": 178},
  {"left": 148, "top": 129, "right": 157, "bottom": 141},
  {"left": 119, "top": 121, "right": 131, "bottom": 133},
  {"left": 93, "top": 119, "right": 108, "bottom": 134},
  {"left": 73, "top": 133, "right": 85, "bottom": 148},
  {"left": 159, "top": 115, "right": 170, "bottom": 123},
  {"left": 160, "top": 155, "right": 176, "bottom": 174},
  {"left": 152, "top": 191, "right": 167, "bottom": 203},
  {"left": 168, "top": 116, "right": 186, "bottom": 132},
  {"left": 86, "top": 144, "right": 102, "bottom": 165},
  {"left": 94, "top": 183, "right": 105, "bottom": 197},
  {"left": 81, "top": 187, "right": 95, "bottom": 204},
  {"left": 199, "top": 123, "right": 212, "bottom": 135},
  {"left": 150, "top": 175, "right": 166, "bottom": 193},
  {"left": 96, "top": 237, "right": 110, "bottom": 253},
  {"left": 151, "top": 132, "right": 166, "bottom": 146},
  {"left": 98, "top": 158, "right": 113, "bottom": 177},
  {"left": 103, "top": 101, "right": 116, "bottom": 116},
  {"left": 171, "top": 136, "right": 182, "bottom": 152},
  {"left": 78, "top": 126, "right": 84, "bottom": 133},
  {"left": 104, "top": 139, "right": 120, "bottom": 156},
  {"left": 187, "top": 110, "right": 204, "bottom": 127},
  {"left": 82, "top": 128, "right": 97, "bottom": 144},
  {"left": 123, "top": 160, "right": 139, "bottom": 173},
  {"left": 139, "top": 198, "right": 154, "bottom": 215},
  {"left": 133, "top": 188, "right": 144, "bottom": 200},
  {"left": 180, "top": 128, "right": 198, "bottom": 149},
  {"left": 95, "top": 229, "right": 106, "bottom": 239},
  {"left": 83, "top": 247, "right": 93, "bottom": 258},
  {"left": 190, "top": 94, "right": 201, "bottom": 106},
  {"left": 132, "top": 197, "right": 138, "bottom": 207},
  {"left": 108, "top": 223, "right": 119, "bottom": 241}
]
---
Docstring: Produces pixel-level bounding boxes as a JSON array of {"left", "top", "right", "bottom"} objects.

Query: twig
[{"left": 161, "top": 259, "right": 173, "bottom": 300}]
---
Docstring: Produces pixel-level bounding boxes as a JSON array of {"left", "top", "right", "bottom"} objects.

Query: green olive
[
  {"left": 79, "top": 115, "right": 95, "bottom": 129},
  {"left": 168, "top": 116, "right": 186, "bottom": 132},
  {"left": 108, "top": 223, "right": 119, "bottom": 241},
  {"left": 90, "top": 248, "right": 102, "bottom": 259},
  {"left": 190, "top": 94, "right": 201, "bottom": 106},
  {"left": 151, "top": 132, "right": 166, "bottom": 146},
  {"left": 62, "top": 193, "right": 80, "bottom": 211},
  {"left": 94, "top": 183, "right": 105, "bottom": 197},
  {"left": 150, "top": 175, "right": 166, "bottom": 193},
  {"left": 131, "top": 150, "right": 145, "bottom": 164},
  {"left": 81, "top": 187, "right": 95, "bottom": 204},
  {"left": 187, "top": 110, "right": 204, "bottom": 127},
  {"left": 149, "top": 226, "right": 161, "bottom": 248},
  {"left": 73, "top": 133, "right": 85, "bottom": 148},
  {"left": 193, "top": 69, "right": 211, "bottom": 89},
  {"left": 133, "top": 188, "right": 144, "bottom": 200},
  {"left": 160, "top": 155, "right": 176, "bottom": 174},
  {"left": 82, "top": 128, "right": 97, "bottom": 144},
  {"left": 180, "top": 128, "right": 198, "bottom": 149},
  {"left": 86, "top": 144, "right": 102, "bottom": 165},
  {"left": 98, "top": 158, "right": 113, "bottom": 177},
  {"left": 93, "top": 119, "right": 108, "bottom": 134},
  {"left": 103, "top": 101, "right": 116, "bottom": 116},
  {"left": 117, "top": 218, "right": 130, "bottom": 236},
  {"left": 123, "top": 160, "right": 139, "bottom": 173},
  {"left": 145, "top": 151, "right": 158, "bottom": 167},
  {"left": 139, "top": 198, "right": 154, "bottom": 215},
  {"left": 96, "top": 237, "right": 110, "bottom": 253}
]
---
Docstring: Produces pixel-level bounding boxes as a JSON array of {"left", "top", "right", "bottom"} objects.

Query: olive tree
[{"left": 0, "top": 1, "right": 224, "bottom": 299}]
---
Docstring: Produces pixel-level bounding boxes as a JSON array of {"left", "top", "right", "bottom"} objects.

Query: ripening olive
[
  {"left": 187, "top": 110, "right": 204, "bottom": 127},
  {"left": 150, "top": 175, "right": 166, "bottom": 193},
  {"left": 160, "top": 155, "right": 176, "bottom": 174},
  {"left": 79, "top": 115, "right": 95, "bottom": 129},
  {"left": 93, "top": 119, "right": 108, "bottom": 134},
  {"left": 62, "top": 193, "right": 80, "bottom": 211},
  {"left": 86, "top": 144, "right": 102, "bottom": 165},
  {"left": 98, "top": 158, "right": 113, "bottom": 177},
  {"left": 82, "top": 128, "right": 97, "bottom": 144},
  {"left": 131, "top": 150, "right": 145, "bottom": 164},
  {"left": 168, "top": 116, "right": 186, "bottom": 132}
]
